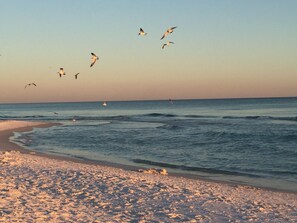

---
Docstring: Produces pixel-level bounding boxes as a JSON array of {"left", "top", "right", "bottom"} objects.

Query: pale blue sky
[{"left": 0, "top": 0, "right": 297, "bottom": 103}]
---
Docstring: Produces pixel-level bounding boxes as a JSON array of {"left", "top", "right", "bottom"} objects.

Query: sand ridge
[{"left": 0, "top": 120, "right": 46, "bottom": 131}]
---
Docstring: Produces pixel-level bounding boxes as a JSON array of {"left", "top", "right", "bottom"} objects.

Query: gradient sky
[{"left": 0, "top": 0, "right": 297, "bottom": 103}]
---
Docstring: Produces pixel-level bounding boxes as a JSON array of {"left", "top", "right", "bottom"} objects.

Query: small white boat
[{"left": 102, "top": 101, "right": 107, "bottom": 107}]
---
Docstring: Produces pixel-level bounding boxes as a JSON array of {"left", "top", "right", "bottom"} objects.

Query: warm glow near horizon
[{"left": 1, "top": 0, "right": 297, "bottom": 103}]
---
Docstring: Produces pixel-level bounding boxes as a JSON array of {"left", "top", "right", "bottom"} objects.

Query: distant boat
[{"left": 102, "top": 101, "right": 107, "bottom": 107}]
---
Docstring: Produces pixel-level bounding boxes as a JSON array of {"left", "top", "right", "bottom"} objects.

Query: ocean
[{"left": 1, "top": 97, "right": 297, "bottom": 192}]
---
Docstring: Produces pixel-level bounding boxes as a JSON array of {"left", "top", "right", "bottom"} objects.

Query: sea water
[{"left": 1, "top": 98, "right": 297, "bottom": 192}]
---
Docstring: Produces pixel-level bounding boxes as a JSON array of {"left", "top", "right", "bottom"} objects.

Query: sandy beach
[{"left": 0, "top": 121, "right": 297, "bottom": 222}]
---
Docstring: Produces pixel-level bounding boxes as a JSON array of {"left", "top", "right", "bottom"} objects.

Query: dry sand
[{"left": 0, "top": 120, "right": 297, "bottom": 222}]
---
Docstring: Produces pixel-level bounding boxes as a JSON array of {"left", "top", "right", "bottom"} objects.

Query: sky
[{"left": 0, "top": 0, "right": 297, "bottom": 103}]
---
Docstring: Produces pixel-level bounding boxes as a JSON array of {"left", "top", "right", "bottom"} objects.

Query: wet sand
[
  {"left": 0, "top": 120, "right": 57, "bottom": 152},
  {"left": 1, "top": 120, "right": 297, "bottom": 222}
]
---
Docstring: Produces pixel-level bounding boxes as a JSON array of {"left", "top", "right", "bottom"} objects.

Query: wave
[
  {"left": 223, "top": 115, "right": 297, "bottom": 122},
  {"left": 73, "top": 115, "right": 131, "bottom": 121},
  {"left": 132, "top": 159, "right": 259, "bottom": 178},
  {"left": 267, "top": 170, "right": 297, "bottom": 176},
  {"left": 143, "top": 114, "right": 297, "bottom": 122},
  {"left": 272, "top": 116, "right": 297, "bottom": 122},
  {"left": 184, "top": 115, "right": 217, "bottom": 119},
  {"left": 144, "top": 113, "right": 177, "bottom": 118},
  {"left": 157, "top": 124, "right": 181, "bottom": 130},
  {"left": 1, "top": 113, "right": 296, "bottom": 124}
]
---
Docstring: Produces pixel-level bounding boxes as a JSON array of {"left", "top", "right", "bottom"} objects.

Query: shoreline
[
  {"left": 1, "top": 120, "right": 297, "bottom": 222},
  {"left": 2, "top": 120, "right": 296, "bottom": 195},
  {"left": 0, "top": 121, "right": 59, "bottom": 153}
]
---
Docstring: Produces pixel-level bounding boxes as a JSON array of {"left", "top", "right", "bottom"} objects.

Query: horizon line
[{"left": 1, "top": 95, "right": 296, "bottom": 105}]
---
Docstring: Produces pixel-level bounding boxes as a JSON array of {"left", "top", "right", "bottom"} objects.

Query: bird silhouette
[
  {"left": 58, "top": 68, "right": 65, "bottom": 77},
  {"left": 24, "top": 83, "right": 37, "bottom": 88},
  {"left": 138, "top": 28, "right": 147, "bottom": 36},
  {"left": 90, "top": 53, "right": 99, "bottom": 67},
  {"left": 162, "top": 41, "right": 174, "bottom": 49},
  {"left": 160, "top": 26, "right": 177, "bottom": 40}
]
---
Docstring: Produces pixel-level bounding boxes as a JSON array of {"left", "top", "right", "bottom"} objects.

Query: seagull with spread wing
[
  {"left": 90, "top": 53, "right": 99, "bottom": 67},
  {"left": 162, "top": 41, "right": 174, "bottom": 49},
  {"left": 138, "top": 28, "right": 147, "bottom": 36},
  {"left": 74, "top": 73, "right": 80, "bottom": 79},
  {"left": 25, "top": 83, "right": 37, "bottom": 88},
  {"left": 58, "top": 68, "right": 65, "bottom": 77},
  {"left": 160, "top": 26, "right": 177, "bottom": 40}
]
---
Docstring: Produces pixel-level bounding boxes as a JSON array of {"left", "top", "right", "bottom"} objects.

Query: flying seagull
[
  {"left": 58, "top": 68, "right": 65, "bottom": 77},
  {"left": 90, "top": 52, "right": 99, "bottom": 67},
  {"left": 25, "top": 83, "right": 37, "bottom": 88},
  {"left": 138, "top": 28, "right": 147, "bottom": 36},
  {"left": 74, "top": 73, "right": 80, "bottom": 79},
  {"left": 160, "top": 26, "right": 177, "bottom": 40},
  {"left": 162, "top": 41, "right": 174, "bottom": 49}
]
